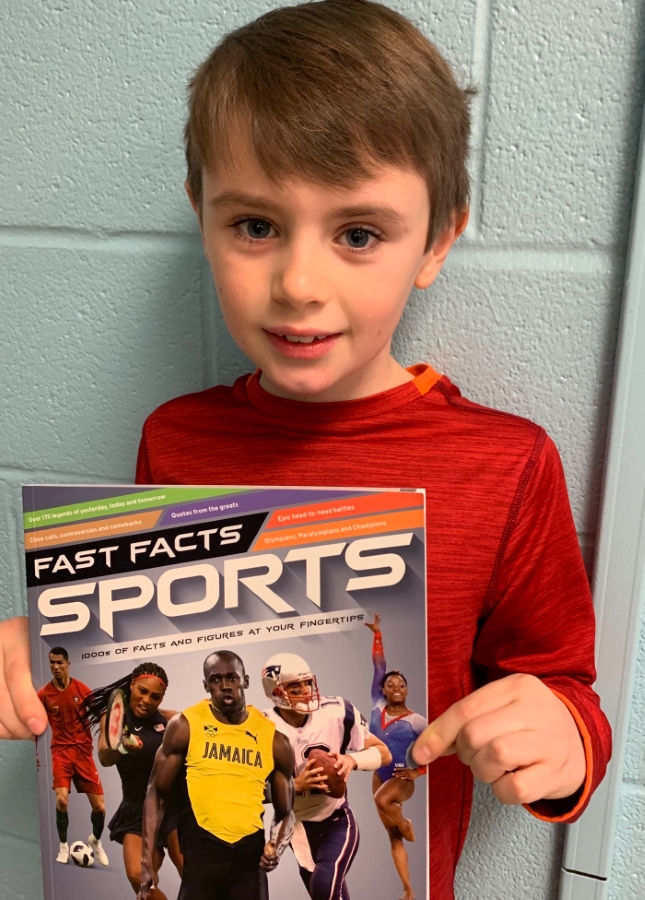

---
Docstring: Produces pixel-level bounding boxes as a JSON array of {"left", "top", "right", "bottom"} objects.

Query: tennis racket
[{"left": 106, "top": 687, "right": 126, "bottom": 750}]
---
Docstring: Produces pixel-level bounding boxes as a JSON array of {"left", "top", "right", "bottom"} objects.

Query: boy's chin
[{"left": 259, "top": 365, "right": 351, "bottom": 402}]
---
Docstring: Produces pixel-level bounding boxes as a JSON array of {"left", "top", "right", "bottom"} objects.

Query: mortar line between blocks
[
  {"left": 0, "top": 226, "right": 203, "bottom": 254},
  {"left": 446, "top": 244, "right": 616, "bottom": 275},
  {"left": 468, "top": 0, "right": 495, "bottom": 239},
  {"left": 0, "top": 466, "right": 127, "bottom": 482}
]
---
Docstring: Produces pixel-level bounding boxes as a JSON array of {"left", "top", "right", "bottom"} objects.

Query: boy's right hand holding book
[{"left": 0, "top": 617, "right": 47, "bottom": 739}]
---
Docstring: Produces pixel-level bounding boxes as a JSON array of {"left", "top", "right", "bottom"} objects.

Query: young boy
[{"left": 0, "top": 1, "right": 611, "bottom": 898}]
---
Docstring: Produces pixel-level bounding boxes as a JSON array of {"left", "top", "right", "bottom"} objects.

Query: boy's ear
[
  {"left": 414, "top": 207, "right": 469, "bottom": 291},
  {"left": 185, "top": 179, "right": 207, "bottom": 255},
  {"left": 184, "top": 180, "right": 203, "bottom": 224}
]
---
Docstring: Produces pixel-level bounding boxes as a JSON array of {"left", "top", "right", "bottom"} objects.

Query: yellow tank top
[{"left": 183, "top": 700, "right": 275, "bottom": 843}]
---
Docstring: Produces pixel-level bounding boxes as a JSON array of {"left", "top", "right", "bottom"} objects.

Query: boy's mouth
[{"left": 264, "top": 329, "right": 341, "bottom": 359}]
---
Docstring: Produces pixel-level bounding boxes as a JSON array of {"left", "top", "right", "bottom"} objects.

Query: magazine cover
[{"left": 24, "top": 484, "right": 428, "bottom": 900}]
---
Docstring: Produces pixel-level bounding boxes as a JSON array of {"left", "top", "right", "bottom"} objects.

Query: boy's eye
[
  {"left": 339, "top": 227, "right": 382, "bottom": 251},
  {"left": 237, "top": 218, "right": 273, "bottom": 240},
  {"left": 346, "top": 228, "right": 370, "bottom": 248}
]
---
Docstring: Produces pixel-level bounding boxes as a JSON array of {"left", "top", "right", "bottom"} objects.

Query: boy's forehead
[{"left": 203, "top": 140, "right": 430, "bottom": 223}]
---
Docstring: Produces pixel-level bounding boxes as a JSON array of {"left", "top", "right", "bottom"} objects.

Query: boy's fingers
[
  {"left": 411, "top": 679, "right": 521, "bottom": 764},
  {"left": 491, "top": 762, "right": 553, "bottom": 806},
  {"left": 468, "top": 731, "right": 540, "bottom": 785},
  {"left": 1, "top": 617, "right": 47, "bottom": 737},
  {"left": 453, "top": 706, "right": 536, "bottom": 767}
]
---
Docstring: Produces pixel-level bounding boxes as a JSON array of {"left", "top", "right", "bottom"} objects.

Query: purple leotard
[{"left": 369, "top": 632, "right": 427, "bottom": 782}]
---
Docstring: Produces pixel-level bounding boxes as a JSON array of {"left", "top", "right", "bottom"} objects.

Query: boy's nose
[{"left": 274, "top": 242, "right": 330, "bottom": 309}]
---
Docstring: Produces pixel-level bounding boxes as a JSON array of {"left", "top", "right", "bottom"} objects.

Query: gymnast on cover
[{"left": 366, "top": 614, "right": 427, "bottom": 900}]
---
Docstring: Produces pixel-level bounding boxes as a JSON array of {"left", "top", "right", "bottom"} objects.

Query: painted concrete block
[
  {"left": 388, "top": 0, "right": 477, "bottom": 74},
  {"left": 0, "top": 245, "right": 205, "bottom": 479},
  {"left": 0, "top": 834, "right": 42, "bottom": 900},
  {"left": 607, "top": 786, "right": 645, "bottom": 900},
  {"left": 0, "top": 741, "right": 39, "bottom": 844},
  {"left": 455, "top": 780, "right": 564, "bottom": 899},
  {"left": 390, "top": 255, "right": 621, "bottom": 534},
  {"left": 0, "top": 481, "right": 23, "bottom": 619},
  {"left": 482, "top": 0, "right": 645, "bottom": 247}
]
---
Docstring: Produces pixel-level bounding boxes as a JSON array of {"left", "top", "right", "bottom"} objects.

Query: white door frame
[{"left": 558, "top": 103, "right": 645, "bottom": 899}]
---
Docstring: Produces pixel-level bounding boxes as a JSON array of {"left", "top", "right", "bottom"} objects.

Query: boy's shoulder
[
  {"left": 144, "top": 379, "right": 246, "bottom": 428},
  {"left": 136, "top": 368, "right": 565, "bottom": 507},
  {"left": 139, "top": 368, "right": 557, "bottom": 472},
  {"left": 142, "top": 368, "right": 544, "bottom": 441}
]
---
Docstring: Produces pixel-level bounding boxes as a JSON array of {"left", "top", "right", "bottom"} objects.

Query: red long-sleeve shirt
[{"left": 136, "top": 363, "right": 611, "bottom": 899}]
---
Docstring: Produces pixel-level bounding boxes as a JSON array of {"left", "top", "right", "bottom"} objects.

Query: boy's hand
[
  {"left": 410, "top": 673, "right": 586, "bottom": 805},
  {"left": 0, "top": 617, "right": 47, "bottom": 739}
]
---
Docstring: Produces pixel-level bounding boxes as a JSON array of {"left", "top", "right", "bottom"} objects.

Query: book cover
[{"left": 24, "top": 484, "right": 428, "bottom": 899}]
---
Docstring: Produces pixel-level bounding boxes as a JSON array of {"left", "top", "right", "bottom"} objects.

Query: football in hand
[{"left": 307, "top": 748, "right": 347, "bottom": 799}]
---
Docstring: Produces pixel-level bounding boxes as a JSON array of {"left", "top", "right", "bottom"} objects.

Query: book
[{"left": 24, "top": 483, "right": 428, "bottom": 899}]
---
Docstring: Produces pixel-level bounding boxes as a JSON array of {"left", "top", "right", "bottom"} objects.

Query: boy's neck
[{"left": 258, "top": 353, "right": 414, "bottom": 404}]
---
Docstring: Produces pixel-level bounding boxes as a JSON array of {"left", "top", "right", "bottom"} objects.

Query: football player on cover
[
  {"left": 37, "top": 647, "right": 108, "bottom": 866},
  {"left": 261, "top": 652, "right": 391, "bottom": 900},
  {"left": 81, "top": 661, "right": 183, "bottom": 899},
  {"left": 365, "top": 615, "right": 427, "bottom": 900},
  {"left": 140, "top": 650, "right": 295, "bottom": 900}
]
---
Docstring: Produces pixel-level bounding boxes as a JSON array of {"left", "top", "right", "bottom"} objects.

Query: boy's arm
[
  {"left": 412, "top": 433, "right": 611, "bottom": 822},
  {"left": 0, "top": 617, "right": 47, "bottom": 739}
]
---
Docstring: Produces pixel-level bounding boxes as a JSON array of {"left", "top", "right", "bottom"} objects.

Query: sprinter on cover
[{"left": 140, "top": 650, "right": 295, "bottom": 900}]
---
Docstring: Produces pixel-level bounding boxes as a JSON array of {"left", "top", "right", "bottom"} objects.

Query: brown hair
[{"left": 185, "top": 0, "right": 474, "bottom": 246}]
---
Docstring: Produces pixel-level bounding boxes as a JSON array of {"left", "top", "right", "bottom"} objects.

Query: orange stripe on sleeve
[{"left": 524, "top": 689, "right": 594, "bottom": 823}]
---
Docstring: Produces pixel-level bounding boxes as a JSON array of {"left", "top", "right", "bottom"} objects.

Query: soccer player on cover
[
  {"left": 139, "top": 650, "right": 295, "bottom": 900},
  {"left": 0, "top": 2, "right": 613, "bottom": 897},
  {"left": 37, "top": 647, "right": 108, "bottom": 866},
  {"left": 365, "top": 614, "right": 427, "bottom": 900},
  {"left": 261, "top": 652, "right": 391, "bottom": 900},
  {"left": 81, "top": 662, "right": 183, "bottom": 899}
]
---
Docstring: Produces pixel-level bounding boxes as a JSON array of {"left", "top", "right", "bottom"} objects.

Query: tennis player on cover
[
  {"left": 365, "top": 615, "right": 427, "bottom": 900},
  {"left": 37, "top": 646, "right": 108, "bottom": 867},
  {"left": 81, "top": 661, "right": 183, "bottom": 898},
  {"left": 140, "top": 650, "right": 295, "bottom": 900},
  {"left": 261, "top": 652, "right": 391, "bottom": 900}
]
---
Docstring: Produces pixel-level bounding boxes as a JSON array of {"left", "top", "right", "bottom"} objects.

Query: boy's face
[{"left": 189, "top": 134, "right": 466, "bottom": 402}]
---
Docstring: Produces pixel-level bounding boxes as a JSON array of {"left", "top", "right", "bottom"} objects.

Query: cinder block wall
[{"left": 1, "top": 1, "right": 643, "bottom": 897}]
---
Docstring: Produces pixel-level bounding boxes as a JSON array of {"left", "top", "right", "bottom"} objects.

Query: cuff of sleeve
[{"left": 524, "top": 689, "right": 593, "bottom": 823}]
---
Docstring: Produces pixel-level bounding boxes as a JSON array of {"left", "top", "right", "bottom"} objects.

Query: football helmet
[{"left": 262, "top": 653, "right": 320, "bottom": 712}]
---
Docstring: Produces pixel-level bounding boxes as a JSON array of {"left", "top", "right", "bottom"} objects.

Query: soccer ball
[{"left": 70, "top": 841, "right": 94, "bottom": 867}]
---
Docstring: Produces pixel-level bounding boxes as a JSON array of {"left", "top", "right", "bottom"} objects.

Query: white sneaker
[
  {"left": 56, "top": 842, "right": 69, "bottom": 864},
  {"left": 88, "top": 834, "right": 108, "bottom": 866}
]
